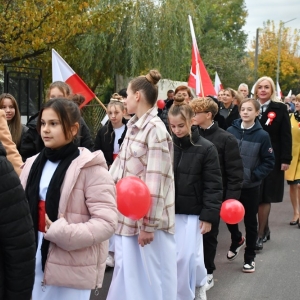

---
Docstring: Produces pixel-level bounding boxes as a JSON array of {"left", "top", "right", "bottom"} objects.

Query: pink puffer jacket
[{"left": 20, "top": 148, "right": 118, "bottom": 291}]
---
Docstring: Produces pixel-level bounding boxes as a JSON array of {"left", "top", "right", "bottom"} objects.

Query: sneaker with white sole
[
  {"left": 227, "top": 236, "right": 246, "bottom": 261},
  {"left": 243, "top": 260, "right": 255, "bottom": 273},
  {"left": 106, "top": 254, "right": 115, "bottom": 267},
  {"left": 195, "top": 285, "right": 207, "bottom": 300},
  {"left": 204, "top": 274, "right": 214, "bottom": 291}
]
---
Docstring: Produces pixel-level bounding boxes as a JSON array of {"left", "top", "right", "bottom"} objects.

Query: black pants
[
  {"left": 227, "top": 186, "right": 260, "bottom": 262},
  {"left": 203, "top": 217, "right": 220, "bottom": 274}
]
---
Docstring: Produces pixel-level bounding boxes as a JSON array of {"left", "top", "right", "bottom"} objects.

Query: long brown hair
[{"left": 0, "top": 93, "right": 22, "bottom": 146}]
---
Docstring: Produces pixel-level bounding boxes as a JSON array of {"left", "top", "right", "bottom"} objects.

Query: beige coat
[
  {"left": 20, "top": 148, "right": 118, "bottom": 290},
  {"left": 0, "top": 110, "right": 23, "bottom": 175}
]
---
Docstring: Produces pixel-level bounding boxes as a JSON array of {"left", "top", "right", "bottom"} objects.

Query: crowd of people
[{"left": 0, "top": 71, "right": 298, "bottom": 300}]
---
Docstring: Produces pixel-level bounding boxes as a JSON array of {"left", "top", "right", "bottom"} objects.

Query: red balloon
[
  {"left": 220, "top": 199, "right": 245, "bottom": 224},
  {"left": 116, "top": 176, "right": 151, "bottom": 220},
  {"left": 157, "top": 99, "right": 165, "bottom": 109}
]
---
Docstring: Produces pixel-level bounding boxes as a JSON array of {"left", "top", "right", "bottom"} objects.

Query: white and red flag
[
  {"left": 187, "top": 15, "right": 216, "bottom": 96},
  {"left": 276, "top": 81, "right": 283, "bottom": 99},
  {"left": 52, "top": 49, "right": 95, "bottom": 107},
  {"left": 214, "top": 72, "right": 223, "bottom": 95}
]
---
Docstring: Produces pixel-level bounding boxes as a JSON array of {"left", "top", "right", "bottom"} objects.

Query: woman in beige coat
[{"left": 20, "top": 98, "right": 118, "bottom": 300}]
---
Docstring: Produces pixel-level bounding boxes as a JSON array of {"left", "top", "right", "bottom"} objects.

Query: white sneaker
[
  {"left": 106, "top": 254, "right": 115, "bottom": 267},
  {"left": 205, "top": 274, "right": 214, "bottom": 291},
  {"left": 195, "top": 285, "right": 207, "bottom": 300}
]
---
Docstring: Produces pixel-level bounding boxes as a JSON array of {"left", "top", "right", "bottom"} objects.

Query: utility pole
[
  {"left": 254, "top": 28, "right": 259, "bottom": 82},
  {"left": 276, "top": 18, "right": 297, "bottom": 85}
]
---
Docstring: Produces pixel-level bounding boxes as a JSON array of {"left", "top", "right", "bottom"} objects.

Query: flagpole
[
  {"left": 94, "top": 96, "right": 107, "bottom": 111},
  {"left": 198, "top": 65, "right": 204, "bottom": 96}
]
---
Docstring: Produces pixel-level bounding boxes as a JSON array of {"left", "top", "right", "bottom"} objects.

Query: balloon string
[{"left": 138, "top": 228, "right": 152, "bottom": 285}]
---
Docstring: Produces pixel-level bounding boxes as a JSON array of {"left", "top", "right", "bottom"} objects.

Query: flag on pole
[
  {"left": 214, "top": 72, "right": 223, "bottom": 95},
  {"left": 52, "top": 49, "right": 95, "bottom": 107},
  {"left": 187, "top": 15, "right": 216, "bottom": 96},
  {"left": 276, "top": 81, "right": 283, "bottom": 99}
]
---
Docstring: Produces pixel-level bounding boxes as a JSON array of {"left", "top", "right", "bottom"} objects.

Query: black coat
[
  {"left": 173, "top": 127, "right": 223, "bottom": 223},
  {"left": 0, "top": 142, "right": 36, "bottom": 300},
  {"left": 258, "top": 100, "right": 292, "bottom": 202},
  {"left": 157, "top": 99, "right": 174, "bottom": 132},
  {"left": 198, "top": 122, "right": 243, "bottom": 200},
  {"left": 21, "top": 114, "right": 94, "bottom": 160},
  {"left": 94, "top": 118, "right": 128, "bottom": 167},
  {"left": 224, "top": 105, "right": 240, "bottom": 129}
]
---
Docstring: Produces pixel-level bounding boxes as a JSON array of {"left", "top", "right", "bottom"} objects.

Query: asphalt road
[{"left": 90, "top": 184, "right": 300, "bottom": 300}]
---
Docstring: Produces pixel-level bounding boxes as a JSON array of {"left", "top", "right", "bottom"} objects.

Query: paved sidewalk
[{"left": 91, "top": 185, "right": 300, "bottom": 300}]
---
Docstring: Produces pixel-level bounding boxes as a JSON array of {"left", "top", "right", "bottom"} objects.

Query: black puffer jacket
[
  {"left": 173, "top": 127, "right": 223, "bottom": 223},
  {"left": 21, "top": 114, "right": 94, "bottom": 160},
  {"left": 0, "top": 142, "right": 35, "bottom": 300},
  {"left": 94, "top": 118, "right": 128, "bottom": 167},
  {"left": 198, "top": 122, "right": 243, "bottom": 200}
]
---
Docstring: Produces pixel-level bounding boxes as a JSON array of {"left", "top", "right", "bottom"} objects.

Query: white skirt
[
  {"left": 174, "top": 215, "right": 207, "bottom": 300},
  {"left": 32, "top": 232, "right": 91, "bottom": 300},
  {"left": 108, "top": 235, "right": 115, "bottom": 252},
  {"left": 107, "top": 231, "right": 177, "bottom": 300}
]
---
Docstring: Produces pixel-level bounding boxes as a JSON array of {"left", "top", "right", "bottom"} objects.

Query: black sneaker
[
  {"left": 243, "top": 260, "right": 255, "bottom": 273},
  {"left": 227, "top": 236, "right": 246, "bottom": 261}
]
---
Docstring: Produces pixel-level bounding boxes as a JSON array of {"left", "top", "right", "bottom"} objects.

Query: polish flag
[
  {"left": 214, "top": 72, "right": 223, "bottom": 95},
  {"left": 187, "top": 15, "right": 216, "bottom": 97},
  {"left": 52, "top": 49, "right": 95, "bottom": 107},
  {"left": 276, "top": 81, "right": 283, "bottom": 99}
]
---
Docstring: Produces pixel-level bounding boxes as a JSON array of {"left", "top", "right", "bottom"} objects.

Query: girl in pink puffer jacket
[{"left": 20, "top": 98, "right": 118, "bottom": 300}]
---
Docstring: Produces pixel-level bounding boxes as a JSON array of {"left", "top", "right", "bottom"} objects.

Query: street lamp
[{"left": 276, "top": 18, "right": 297, "bottom": 85}]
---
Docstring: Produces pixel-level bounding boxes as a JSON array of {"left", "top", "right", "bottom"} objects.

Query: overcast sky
[{"left": 243, "top": 0, "right": 300, "bottom": 48}]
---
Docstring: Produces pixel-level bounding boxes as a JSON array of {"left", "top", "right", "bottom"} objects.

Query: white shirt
[{"left": 113, "top": 125, "right": 125, "bottom": 154}]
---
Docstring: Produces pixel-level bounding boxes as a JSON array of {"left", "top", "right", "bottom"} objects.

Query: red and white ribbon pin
[{"left": 265, "top": 112, "right": 276, "bottom": 126}]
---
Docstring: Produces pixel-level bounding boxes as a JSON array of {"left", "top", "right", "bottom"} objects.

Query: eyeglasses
[{"left": 193, "top": 111, "right": 209, "bottom": 117}]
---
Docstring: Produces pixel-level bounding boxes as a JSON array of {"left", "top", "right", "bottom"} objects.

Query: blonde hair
[
  {"left": 190, "top": 97, "right": 218, "bottom": 118},
  {"left": 254, "top": 76, "right": 280, "bottom": 102},
  {"left": 0, "top": 93, "right": 22, "bottom": 146},
  {"left": 105, "top": 93, "right": 125, "bottom": 141},
  {"left": 107, "top": 93, "right": 125, "bottom": 111},
  {"left": 168, "top": 94, "right": 194, "bottom": 134}
]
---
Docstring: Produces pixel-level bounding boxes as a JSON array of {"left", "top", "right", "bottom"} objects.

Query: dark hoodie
[{"left": 227, "top": 119, "right": 275, "bottom": 188}]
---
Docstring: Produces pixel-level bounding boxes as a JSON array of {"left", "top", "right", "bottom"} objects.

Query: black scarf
[{"left": 25, "top": 142, "right": 79, "bottom": 271}]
